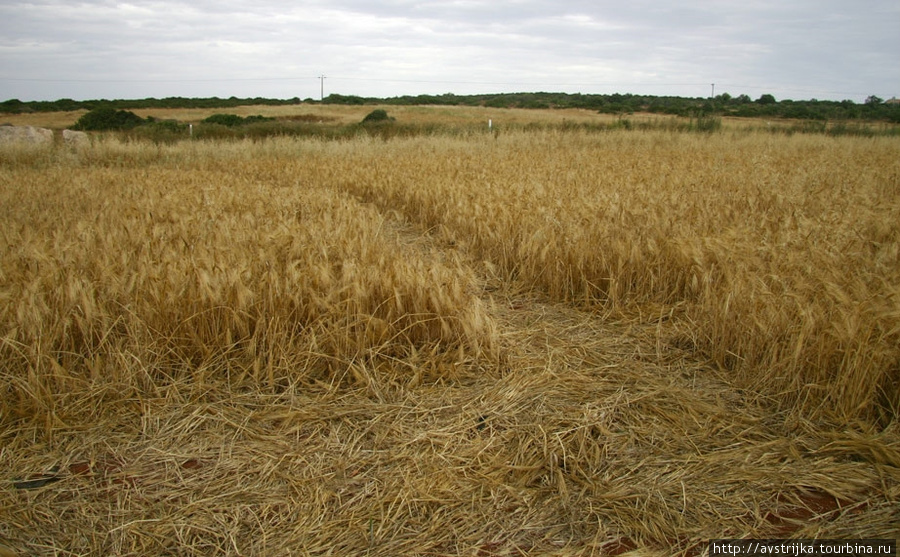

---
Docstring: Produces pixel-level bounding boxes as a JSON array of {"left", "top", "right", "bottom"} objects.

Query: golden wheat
[
  {"left": 0, "top": 138, "right": 495, "bottom": 417},
  {"left": 4, "top": 129, "right": 896, "bottom": 419},
  {"left": 1, "top": 126, "right": 898, "bottom": 555},
  {"left": 322, "top": 129, "right": 900, "bottom": 422}
]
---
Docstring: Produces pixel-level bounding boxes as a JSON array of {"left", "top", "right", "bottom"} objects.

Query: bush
[
  {"left": 243, "top": 115, "right": 274, "bottom": 124},
  {"left": 73, "top": 107, "right": 146, "bottom": 131},
  {"left": 202, "top": 114, "right": 246, "bottom": 127},
  {"left": 361, "top": 109, "right": 393, "bottom": 123},
  {"left": 202, "top": 114, "right": 274, "bottom": 127}
]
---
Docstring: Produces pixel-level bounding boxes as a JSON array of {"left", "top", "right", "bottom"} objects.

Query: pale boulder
[
  {"left": 0, "top": 125, "right": 53, "bottom": 144},
  {"left": 63, "top": 129, "right": 90, "bottom": 147}
]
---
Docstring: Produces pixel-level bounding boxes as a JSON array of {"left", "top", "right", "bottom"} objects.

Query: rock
[
  {"left": 0, "top": 125, "right": 53, "bottom": 144},
  {"left": 63, "top": 129, "right": 90, "bottom": 147}
]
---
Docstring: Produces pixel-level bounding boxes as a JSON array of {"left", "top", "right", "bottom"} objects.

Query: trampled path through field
[{"left": 329, "top": 191, "right": 900, "bottom": 552}]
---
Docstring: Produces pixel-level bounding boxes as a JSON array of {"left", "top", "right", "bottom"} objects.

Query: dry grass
[
  {"left": 0, "top": 111, "right": 88, "bottom": 130},
  {"left": 331, "top": 130, "right": 900, "bottom": 424},
  {"left": 0, "top": 103, "right": 656, "bottom": 130},
  {"left": 131, "top": 105, "right": 622, "bottom": 128},
  {"left": 1, "top": 124, "right": 898, "bottom": 555},
  {"left": 0, "top": 139, "right": 493, "bottom": 402}
]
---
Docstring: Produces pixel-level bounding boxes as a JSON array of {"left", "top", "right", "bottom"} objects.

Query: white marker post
[{"left": 488, "top": 119, "right": 492, "bottom": 131}]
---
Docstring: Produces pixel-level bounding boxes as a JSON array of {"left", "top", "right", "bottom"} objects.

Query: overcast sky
[{"left": 0, "top": 0, "right": 897, "bottom": 103}]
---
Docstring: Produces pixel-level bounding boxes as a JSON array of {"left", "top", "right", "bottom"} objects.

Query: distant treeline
[
  {"left": 0, "top": 96, "right": 303, "bottom": 114},
  {"left": 338, "top": 92, "right": 900, "bottom": 122},
  {"left": 2, "top": 91, "right": 898, "bottom": 122}
]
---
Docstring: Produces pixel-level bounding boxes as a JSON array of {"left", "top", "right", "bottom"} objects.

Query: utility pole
[{"left": 319, "top": 75, "right": 326, "bottom": 101}]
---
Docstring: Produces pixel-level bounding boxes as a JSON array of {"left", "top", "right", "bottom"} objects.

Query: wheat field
[{"left": 1, "top": 112, "right": 899, "bottom": 555}]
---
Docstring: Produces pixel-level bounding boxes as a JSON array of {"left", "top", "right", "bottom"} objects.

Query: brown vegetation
[
  {"left": 1, "top": 121, "right": 898, "bottom": 555},
  {"left": 335, "top": 130, "right": 900, "bottom": 423}
]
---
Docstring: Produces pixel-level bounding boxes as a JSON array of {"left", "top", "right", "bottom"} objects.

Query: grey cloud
[{"left": 0, "top": 0, "right": 896, "bottom": 101}]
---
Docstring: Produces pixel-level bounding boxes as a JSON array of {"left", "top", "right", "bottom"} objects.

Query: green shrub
[
  {"left": 361, "top": 109, "right": 393, "bottom": 123},
  {"left": 202, "top": 114, "right": 246, "bottom": 127},
  {"left": 73, "top": 107, "right": 146, "bottom": 131},
  {"left": 202, "top": 114, "right": 274, "bottom": 127}
]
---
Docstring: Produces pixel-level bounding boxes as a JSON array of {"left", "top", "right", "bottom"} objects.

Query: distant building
[{"left": 886, "top": 97, "right": 900, "bottom": 105}]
